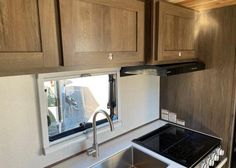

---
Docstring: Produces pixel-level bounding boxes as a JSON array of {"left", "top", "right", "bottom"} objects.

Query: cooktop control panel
[{"left": 195, "top": 147, "right": 225, "bottom": 168}]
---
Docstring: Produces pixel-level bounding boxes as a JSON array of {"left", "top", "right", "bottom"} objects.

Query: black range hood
[{"left": 120, "top": 61, "right": 205, "bottom": 77}]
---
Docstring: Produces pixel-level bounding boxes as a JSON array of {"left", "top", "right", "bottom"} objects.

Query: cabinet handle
[
  {"left": 108, "top": 53, "right": 113, "bottom": 61},
  {"left": 178, "top": 52, "right": 182, "bottom": 57}
]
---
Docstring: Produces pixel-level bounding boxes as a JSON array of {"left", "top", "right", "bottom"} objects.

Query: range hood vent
[{"left": 120, "top": 61, "right": 205, "bottom": 77}]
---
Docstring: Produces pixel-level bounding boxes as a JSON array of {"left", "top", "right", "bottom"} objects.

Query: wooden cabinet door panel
[
  {"left": 0, "top": 0, "right": 41, "bottom": 52},
  {"left": 152, "top": 1, "right": 197, "bottom": 63},
  {"left": 0, "top": 0, "right": 60, "bottom": 72},
  {"left": 72, "top": 1, "right": 137, "bottom": 53},
  {"left": 59, "top": 0, "right": 144, "bottom": 67},
  {"left": 178, "top": 17, "right": 195, "bottom": 50},
  {"left": 163, "top": 14, "right": 178, "bottom": 51}
]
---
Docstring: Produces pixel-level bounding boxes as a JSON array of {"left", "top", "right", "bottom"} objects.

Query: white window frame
[{"left": 37, "top": 68, "right": 122, "bottom": 155}]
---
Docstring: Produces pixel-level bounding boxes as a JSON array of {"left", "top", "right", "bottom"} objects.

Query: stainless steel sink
[{"left": 90, "top": 147, "right": 168, "bottom": 168}]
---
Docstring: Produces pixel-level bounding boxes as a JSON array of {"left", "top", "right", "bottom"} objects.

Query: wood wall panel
[{"left": 161, "top": 5, "right": 236, "bottom": 165}]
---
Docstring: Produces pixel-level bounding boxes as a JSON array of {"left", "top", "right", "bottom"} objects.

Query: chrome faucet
[{"left": 87, "top": 110, "right": 114, "bottom": 158}]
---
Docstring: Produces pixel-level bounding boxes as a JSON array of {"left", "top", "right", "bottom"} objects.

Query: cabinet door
[
  {"left": 59, "top": 0, "right": 144, "bottom": 68},
  {"left": 155, "top": 1, "right": 197, "bottom": 63},
  {"left": 0, "top": 0, "right": 60, "bottom": 72}
]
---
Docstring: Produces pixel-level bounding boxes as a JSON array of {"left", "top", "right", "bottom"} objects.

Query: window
[{"left": 39, "top": 72, "right": 118, "bottom": 143}]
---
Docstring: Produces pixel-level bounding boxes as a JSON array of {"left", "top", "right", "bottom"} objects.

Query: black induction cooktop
[{"left": 133, "top": 124, "right": 221, "bottom": 168}]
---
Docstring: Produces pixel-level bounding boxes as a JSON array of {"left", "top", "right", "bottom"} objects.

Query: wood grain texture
[
  {"left": 167, "top": 0, "right": 236, "bottom": 11},
  {"left": 59, "top": 0, "right": 144, "bottom": 67},
  {"left": 163, "top": 15, "right": 195, "bottom": 50},
  {"left": 158, "top": 1, "right": 196, "bottom": 61},
  {"left": 73, "top": 1, "right": 137, "bottom": 52},
  {"left": 38, "top": 0, "right": 61, "bottom": 67},
  {"left": 0, "top": 53, "right": 44, "bottom": 71},
  {"left": 161, "top": 6, "right": 236, "bottom": 166},
  {"left": 0, "top": 0, "right": 60, "bottom": 72},
  {"left": 146, "top": 0, "right": 197, "bottom": 64},
  {"left": 0, "top": 0, "right": 41, "bottom": 52}
]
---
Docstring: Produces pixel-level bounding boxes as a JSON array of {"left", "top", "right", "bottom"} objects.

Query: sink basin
[{"left": 90, "top": 147, "right": 168, "bottom": 168}]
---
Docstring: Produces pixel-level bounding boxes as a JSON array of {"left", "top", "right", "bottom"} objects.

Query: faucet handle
[{"left": 87, "top": 147, "right": 96, "bottom": 156}]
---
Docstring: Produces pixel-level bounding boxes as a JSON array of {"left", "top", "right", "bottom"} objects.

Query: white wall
[
  {"left": 0, "top": 74, "right": 160, "bottom": 168},
  {"left": 120, "top": 75, "right": 160, "bottom": 130}
]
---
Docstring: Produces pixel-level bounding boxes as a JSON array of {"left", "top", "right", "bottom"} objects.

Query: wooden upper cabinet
[
  {"left": 59, "top": 0, "right": 144, "bottom": 68},
  {"left": 0, "top": 0, "right": 60, "bottom": 72},
  {"left": 147, "top": 0, "right": 197, "bottom": 64}
]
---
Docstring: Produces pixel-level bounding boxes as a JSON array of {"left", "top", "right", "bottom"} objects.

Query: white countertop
[{"left": 51, "top": 119, "right": 187, "bottom": 168}]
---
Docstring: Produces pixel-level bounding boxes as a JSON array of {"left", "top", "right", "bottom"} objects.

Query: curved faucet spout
[
  {"left": 93, "top": 110, "right": 114, "bottom": 130},
  {"left": 87, "top": 110, "right": 114, "bottom": 158}
]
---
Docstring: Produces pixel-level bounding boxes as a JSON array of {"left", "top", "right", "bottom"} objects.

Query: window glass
[{"left": 44, "top": 74, "right": 117, "bottom": 141}]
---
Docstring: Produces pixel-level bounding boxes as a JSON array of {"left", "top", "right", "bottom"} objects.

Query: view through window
[{"left": 44, "top": 73, "right": 117, "bottom": 141}]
